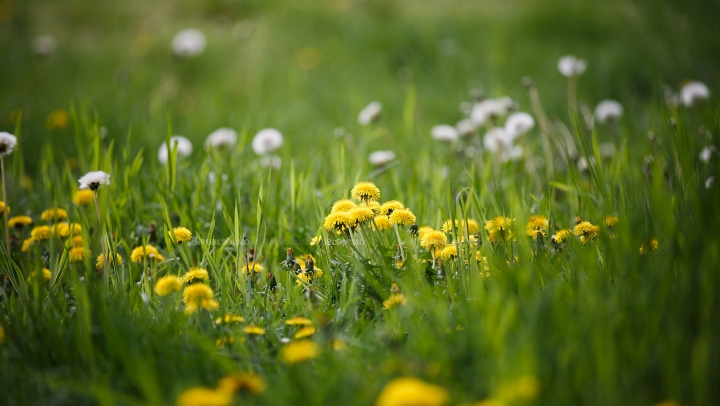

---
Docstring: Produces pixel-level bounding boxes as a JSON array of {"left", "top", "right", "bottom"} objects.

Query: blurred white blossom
[
  {"left": 32, "top": 35, "right": 57, "bottom": 56},
  {"left": 171, "top": 29, "right": 206, "bottom": 57},
  {"left": 681, "top": 81, "right": 710, "bottom": 107},
  {"left": 504, "top": 112, "right": 535, "bottom": 139},
  {"left": 252, "top": 128, "right": 283, "bottom": 155},
  {"left": 455, "top": 119, "right": 475, "bottom": 137},
  {"left": 431, "top": 125, "right": 459, "bottom": 142},
  {"left": 700, "top": 146, "right": 713, "bottom": 163},
  {"left": 358, "top": 101, "right": 382, "bottom": 125},
  {"left": 368, "top": 150, "right": 396, "bottom": 166},
  {"left": 0, "top": 132, "right": 17, "bottom": 157},
  {"left": 483, "top": 128, "right": 513, "bottom": 154},
  {"left": 158, "top": 136, "right": 193, "bottom": 165},
  {"left": 470, "top": 97, "right": 513, "bottom": 126},
  {"left": 594, "top": 100, "right": 624, "bottom": 123},
  {"left": 204, "top": 128, "right": 237, "bottom": 150},
  {"left": 558, "top": 55, "right": 587, "bottom": 77}
]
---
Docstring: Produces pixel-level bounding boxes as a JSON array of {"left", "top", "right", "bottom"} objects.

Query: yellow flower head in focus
[
  {"left": 417, "top": 226, "right": 433, "bottom": 240},
  {"left": 130, "top": 245, "right": 165, "bottom": 263},
  {"left": 68, "top": 246, "right": 87, "bottom": 262},
  {"left": 8, "top": 215, "right": 32, "bottom": 228},
  {"left": 323, "top": 211, "right": 354, "bottom": 232},
  {"left": 52, "top": 222, "right": 82, "bottom": 238},
  {"left": 182, "top": 267, "right": 210, "bottom": 283},
  {"left": 389, "top": 208, "right": 416, "bottom": 226},
  {"left": 280, "top": 340, "right": 320, "bottom": 364},
  {"left": 362, "top": 200, "right": 382, "bottom": 215},
  {"left": 73, "top": 190, "right": 94, "bottom": 206},
  {"left": 420, "top": 230, "right": 447, "bottom": 251},
  {"left": 373, "top": 215, "right": 392, "bottom": 231},
  {"left": 441, "top": 244, "right": 457, "bottom": 260},
  {"left": 286, "top": 316, "right": 313, "bottom": 326},
  {"left": 573, "top": 221, "right": 599, "bottom": 244},
  {"left": 217, "top": 373, "right": 266, "bottom": 396},
  {"left": 379, "top": 200, "right": 404, "bottom": 216},
  {"left": 375, "top": 377, "right": 449, "bottom": 406},
  {"left": 30, "top": 225, "right": 51, "bottom": 241},
  {"left": 350, "top": 206, "right": 375, "bottom": 226},
  {"left": 170, "top": 227, "right": 192, "bottom": 243},
  {"left": 551, "top": 229, "right": 572, "bottom": 244},
  {"left": 96, "top": 253, "right": 123, "bottom": 270},
  {"left": 243, "top": 325, "right": 266, "bottom": 335},
  {"left": 154, "top": 275, "right": 183, "bottom": 297},
  {"left": 176, "top": 387, "right": 231, "bottom": 406},
  {"left": 351, "top": 181, "right": 380, "bottom": 202},
  {"left": 331, "top": 199, "right": 356, "bottom": 213},
  {"left": 485, "top": 217, "right": 515, "bottom": 243},
  {"left": 294, "top": 326, "right": 316, "bottom": 339},
  {"left": 41, "top": 208, "right": 68, "bottom": 222},
  {"left": 183, "top": 284, "right": 219, "bottom": 315},
  {"left": 526, "top": 215, "right": 548, "bottom": 239}
]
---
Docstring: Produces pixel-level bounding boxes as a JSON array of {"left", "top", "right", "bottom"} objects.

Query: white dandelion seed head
[
  {"left": 455, "top": 119, "right": 475, "bottom": 137},
  {"left": 259, "top": 154, "right": 282, "bottom": 169},
  {"left": 594, "top": 100, "right": 624, "bottom": 123},
  {"left": 78, "top": 170, "right": 110, "bottom": 191},
  {"left": 577, "top": 156, "right": 596, "bottom": 172},
  {"left": 600, "top": 142, "right": 616, "bottom": 159},
  {"left": 706, "top": 176, "right": 714, "bottom": 189},
  {"left": 504, "top": 112, "right": 535, "bottom": 139},
  {"left": 32, "top": 35, "right": 57, "bottom": 56},
  {"left": 358, "top": 101, "right": 382, "bottom": 126},
  {"left": 558, "top": 55, "right": 587, "bottom": 77},
  {"left": 252, "top": 128, "right": 283, "bottom": 155},
  {"left": 483, "top": 127, "right": 514, "bottom": 154},
  {"left": 681, "top": 81, "right": 710, "bottom": 107},
  {"left": 431, "top": 124, "right": 459, "bottom": 142},
  {"left": 158, "top": 136, "right": 193, "bottom": 165},
  {"left": 171, "top": 29, "right": 206, "bottom": 58},
  {"left": 368, "top": 150, "right": 396, "bottom": 166},
  {"left": 0, "top": 132, "right": 17, "bottom": 157},
  {"left": 699, "top": 146, "right": 713, "bottom": 163},
  {"left": 470, "top": 98, "right": 513, "bottom": 126},
  {"left": 501, "top": 145, "right": 524, "bottom": 163},
  {"left": 204, "top": 128, "right": 238, "bottom": 150}
]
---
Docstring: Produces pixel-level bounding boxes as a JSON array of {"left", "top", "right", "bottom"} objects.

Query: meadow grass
[{"left": 1, "top": 1, "right": 719, "bottom": 405}]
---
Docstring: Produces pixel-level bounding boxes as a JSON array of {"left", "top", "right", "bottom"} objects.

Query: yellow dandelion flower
[
  {"left": 176, "top": 387, "right": 232, "bottom": 406},
  {"left": 0, "top": 201, "right": 8, "bottom": 216},
  {"left": 526, "top": 215, "right": 548, "bottom": 239},
  {"left": 331, "top": 199, "right": 356, "bottom": 212},
  {"left": 605, "top": 215, "right": 619, "bottom": 227},
  {"left": 130, "top": 245, "right": 165, "bottom": 263},
  {"left": 52, "top": 222, "right": 82, "bottom": 238},
  {"left": 417, "top": 226, "right": 433, "bottom": 240},
  {"left": 215, "top": 336, "right": 235, "bottom": 348},
  {"left": 40, "top": 208, "right": 68, "bottom": 222},
  {"left": 217, "top": 373, "right": 266, "bottom": 395},
  {"left": 30, "top": 225, "right": 51, "bottom": 241},
  {"left": 216, "top": 314, "right": 245, "bottom": 324},
  {"left": 551, "top": 229, "right": 572, "bottom": 244},
  {"left": 71, "top": 236, "right": 84, "bottom": 248},
  {"left": 323, "top": 211, "right": 354, "bottom": 232},
  {"left": 373, "top": 215, "right": 392, "bottom": 231},
  {"left": 485, "top": 217, "right": 515, "bottom": 243},
  {"left": 170, "top": 227, "right": 192, "bottom": 243},
  {"left": 8, "top": 215, "right": 32, "bottom": 228},
  {"left": 95, "top": 253, "right": 123, "bottom": 270},
  {"left": 286, "top": 316, "right": 313, "bottom": 326},
  {"left": 375, "top": 377, "right": 449, "bottom": 406},
  {"left": 465, "top": 219, "right": 480, "bottom": 234},
  {"left": 441, "top": 244, "right": 457, "bottom": 260},
  {"left": 383, "top": 293, "right": 407, "bottom": 309},
  {"left": 441, "top": 219, "right": 459, "bottom": 234},
  {"left": 27, "top": 268, "right": 52, "bottom": 282},
  {"left": 68, "top": 246, "right": 87, "bottom": 262},
  {"left": 310, "top": 235, "right": 322, "bottom": 246},
  {"left": 280, "top": 340, "right": 320, "bottom": 364},
  {"left": 241, "top": 262, "right": 264, "bottom": 275},
  {"left": 351, "top": 181, "right": 380, "bottom": 202},
  {"left": 497, "top": 375, "right": 540, "bottom": 402},
  {"left": 154, "top": 275, "right": 183, "bottom": 297},
  {"left": 333, "top": 338, "right": 348, "bottom": 351},
  {"left": 294, "top": 326, "right": 316, "bottom": 339},
  {"left": 73, "top": 190, "right": 94, "bottom": 206},
  {"left": 183, "top": 284, "right": 219, "bottom": 315},
  {"left": 243, "top": 325, "right": 266, "bottom": 335},
  {"left": 182, "top": 267, "right": 210, "bottom": 283},
  {"left": 389, "top": 208, "right": 416, "bottom": 226},
  {"left": 45, "top": 109, "right": 70, "bottom": 130},
  {"left": 362, "top": 200, "right": 381, "bottom": 214},
  {"left": 573, "top": 221, "right": 599, "bottom": 244},
  {"left": 639, "top": 238, "right": 659, "bottom": 255},
  {"left": 420, "top": 230, "right": 447, "bottom": 251},
  {"left": 21, "top": 237, "right": 35, "bottom": 252},
  {"left": 350, "top": 206, "right": 376, "bottom": 226},
  {"left": 379, "top": 200, "right": 404, "bottom": 216}
]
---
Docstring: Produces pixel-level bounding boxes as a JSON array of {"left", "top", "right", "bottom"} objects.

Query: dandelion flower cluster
[
  {"left": 293, "top": 326, "right": 316, "bottom": 339},
  {"left": 68, "top": 246, "right": 87, "bottom": 262},
  {"left": 594, "top": 100, "right": 624, "bottom": 123},
  {"left": 171, "top": 28, "right": 206, "bottom": 58},
  {"left": 252, "top": 128, "right": 283, "bottom": 155},
  {"left": 286, "top": 316, "right": 312, "bottom": 326},
  {"left": 216, "top": 373, "right": 266, "bottom": 395},
  {"left": 31, "top": 225, "right": 51, "bottom": 241},
  {"left": 331, "top": 199, "right": 356, "bottom": 212},
  {"left": 558, "top": 55, "right": 587, "bottom": 77},
  {"left": 204, "top": 128, "right": 238, "bottom": 149},
  {"left": 639, "top": 238, "right": 659, "bottom": 255},
  {"left": 244, "top": 325, "right": 266, "bottom": 335},
  {"left": 373, "top": 215, "right": 392, "bottom": 231},
  {"left": 573, "top": 221, "right": 600, "bottom": 244},
  {"left": 551, "top": 229, "right": 572, "bottom": 244},
  {"left": 176, "top": 387, "right": 231, "bottom": 406},
  {"left": 216, "top": 314, "right": 245, "bottom": 324}
]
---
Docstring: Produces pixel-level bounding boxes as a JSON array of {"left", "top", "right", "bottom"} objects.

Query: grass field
[{"left": 1, "top": 0, "right": 719, "bottom": 405}]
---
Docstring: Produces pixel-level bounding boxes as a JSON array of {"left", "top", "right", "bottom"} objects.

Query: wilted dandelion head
[
  {"left": 379, "top": 200, "right": 404, "bottom": 216},
  {"left": 153, "top": 275, "right": 182, "bottom": 297},
  {"left": 504, "top": 112, "right": 535, "bottom": 139},
  {"left": 680, "top": 81, "right": 710, "bottom": 107},
  {"left": 351, "top": 181, "right": 380, "bottom": 202},
  {"left": 375, "top": 377, "right": 449, "bottom": 406},
  {"left": 182, "top": 267, "right": 210, "bottom": 284},
  {"left": 350, "top": 206, "right": 375, "bottom": 226},
  {"left": 130, "top": 244, "right": 165, "bottom": 263},
  {"left": 0, "top": 132, "right": 17, "bottom": 157},
  {"left": 280, "top": 340, "right": 320, "bottom": 364},
  {"left": 9, "top": 215, "right": 32, "bottom": 228},
  {"left": 170, "top": 227, "right": 192, "bottom": 243},
  {"left": 73, "top": 190, "right": 94, "bottom": 206},
  {"left": 41, "top": 208, "right": 68, "bottom": 222},
  {"left": 183, "top": 283, "right": 218, "bottom": 314},
  {"left": 420, "top": 230, "right": 447, "bottom": 251},
  {"left": 217, "top": 373, "right": 266, "bottom": 396},
  {"left": 430, "top": 125, "right": 459, "bottom": 142},
  {"left": 558, "top": 55, "right": 587, "bottom": 77},
  {"left": 78, "top": 171, "right": 110, "bottom": 191},
  {"left": 368, "top": 150, "right": 396, "bottom": 166},
  {"left": 204, "top": 128, "right": 238, "bottom": 150},
  {"left": 358, "top": 101, "right": 382, "bottom": 125},
  {"left": 373, "top": 215, "right": 392, "bottom": 231},
  {"left": 158, "top": 136, "right": 193, "bottom": 165},
  {"left": 331, "top": 199, "right": 357, "bottom": 213},
  {"left": 323, "top": 211, "right": 354, "bottom": 232},
  {"left": 594, "top": 100, "right": 624, "bottom": 123},
  {"left": 252, "top": 128, "right": 284, "bottom": 155},
  {"left": 389, "top": 208, "right": 416, "bottom": 226},
  {"left": 171, "top": 28, "right": 206, "bottom": 57}
]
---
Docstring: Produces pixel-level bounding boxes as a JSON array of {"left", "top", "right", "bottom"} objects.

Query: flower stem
[
  {"left": 94, "top": 191, "right": 107, "bottom": 277},
  {"left": 393, "top": 224, "right": 405, "bottom": 263},
  {"left": 1, "top": 156, "right": 8, "bottom": 255}
]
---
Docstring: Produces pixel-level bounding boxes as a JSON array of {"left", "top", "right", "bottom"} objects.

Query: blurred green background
[{"left": 0, "top": 0, "right": 718, "bottom": 171}]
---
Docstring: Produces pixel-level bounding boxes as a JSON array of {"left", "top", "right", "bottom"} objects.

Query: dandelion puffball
[
  {"left": 252, "top": 128, "right": 283, "bottom": 155},
  {"left": 358, "top": 101, "right": 382, "bottom": 126},
  {"left": 158, "top": 136, "right": 193, "bottom": 165},
  {"left": 470, "top": 97, "right": 513, "bottom": 126},
  {"left": 558, "top": 55, "right": 587, "bottom": 77},
  {"left": 483, "top": 128, "right": 513, "bottom": 154},
  {"left": 171, "top": 29, "right": 206, "bottom": 58},
  {"left": 681, "top": 81, "right": 710, "bottom": 107},
  {"left": 504, "top": 112, "right": 535, "bottom": 139},
  {"left": 502, "top": 145, "right": 524, "bottom": 163},
  {"left": 594, "top": 100, "right": 624, "bottom": 123},
  {"left": 78, "top": 171, "right": 110, "bottom": 191},
  {"left": 32, "top": 35, "right": 57, "bottom": 56},
  {"left": 368, "top": 150, "right": 396, "bottom": 166},
  {"left": 699, "top": 146, "right": 713, "bottom": 163},
  {"left": 456, "top": 119, "right": 475, "bottom": 137},
  {"left": 0, "top": 132, "right": 17, "bottom": 157},
  {"left": 431, "top": 125, "right": 459, "bottom": 142},
  {"left": 204, "top": 128, "right": 238, "bottom": 150}
]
